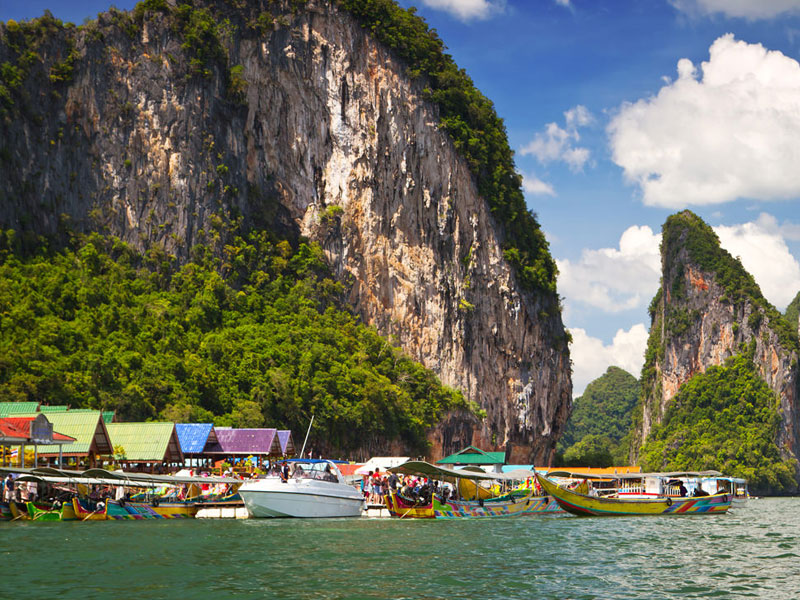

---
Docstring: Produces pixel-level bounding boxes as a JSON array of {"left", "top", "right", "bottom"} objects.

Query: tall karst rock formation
[
  {"left": 633, "top": 211, "right": 800, "bottom": 478},
  {"left": 0, "top": 0, "right": 571, "bottom": 462}
]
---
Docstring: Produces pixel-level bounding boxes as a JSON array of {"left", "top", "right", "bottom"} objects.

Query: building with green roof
[
  {"left": 0, "top": 402, "right": 40, "bottom": 417},
  {"left": 106, "top": 422, "right": 184, "bottom": 471},
  {"left": 436, "top": 446, "right": 507, "bottom": 473},
  {"left": 18, "top": 411, "right": 113, "bottom": 467}
]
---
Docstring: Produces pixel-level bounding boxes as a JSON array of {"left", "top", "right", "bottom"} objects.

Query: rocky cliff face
[
  {"left": 0, "top": 1, "right": 571, "bottom": 462},
  {"left": 634, "top": 211, "right": 799, "bottom": 469}
]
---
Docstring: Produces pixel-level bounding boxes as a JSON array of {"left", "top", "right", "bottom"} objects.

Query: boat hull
[
  {"left": 26, "top": 502, "right": 62, "bottom": 521},
  {"left": 239, "top": 478, "right": 365, "bottom": 518},
  {"left": 72, "top": 497, "right": 108, "bottom": 521},
  {"left": 385, "top": 492, "right": 435, "bottom": 518},
  {"left": 537, "top": 474, "right": 731, "bottom": 516},
  {"left": 386, "top": 490, "right": 538, "bottom": 519},
  {"left": 521, "top": 495, "right": 562, "bottom": 515}
]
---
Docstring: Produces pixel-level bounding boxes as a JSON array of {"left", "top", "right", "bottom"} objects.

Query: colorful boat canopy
[
  {"left": 389, "top": 460, "right": 536, "bottom": 482},
  {"left": 0, "top": 465, "right": 239, "bottom": 486}
]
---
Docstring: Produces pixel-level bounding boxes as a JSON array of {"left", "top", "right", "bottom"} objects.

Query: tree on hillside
[
  {"left": 556, "top": 366, "right": 639, "bottom": 467},
  {"left": 640, "top": 352, "right": 796, "bottom": 493}
]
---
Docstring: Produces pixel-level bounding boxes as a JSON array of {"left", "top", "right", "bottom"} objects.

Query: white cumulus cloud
[
  {"left": 609, "top": 34, "right": 800, "bottom": 208},
  {"left": 522, "top": 172, "right": 556, "bottom": 196},
  {"left": 714, "top": 215, "right": 800, "bottom": 310},
  {"left": 521, "top": 105, "right": 593, "bottom": 172},
  {"left": 569, "top": 324, "right": 650, "bottom": 397},
  {"left": 557, "top": 225, "right": 662, "bottom": 313},
  {"left": 670, "top": 0, "right": 800, "bottom": 20},
  {"left": 416, "top": 0, "right": 506, "bottom": 21}
]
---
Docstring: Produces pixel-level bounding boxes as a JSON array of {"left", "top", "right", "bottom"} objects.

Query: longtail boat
[
  {"left": 385, "top": 461, "right": 554, "bottom": 519},
  {"left": 26, "top": 502, "right": 63, "bottom": 521},
  {"left": 536, "top": 473, "right": 731, "bottom": 516},
  {"left": 72, "top": 497, "right": 109, "bottom": 520}
]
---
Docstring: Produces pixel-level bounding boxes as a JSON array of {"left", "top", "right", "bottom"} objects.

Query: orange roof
[
  {"left": 336, "top": 463, "right": 364, "bottom": 476},
  {"left": 1, "top": 417, "right": 77, "bottom": 443},
  {"left": 540, "top": 465, "right": 642, "bottom": 476},
  {"left": 0, "top": 418, "right": 29, "bottom": 441}
]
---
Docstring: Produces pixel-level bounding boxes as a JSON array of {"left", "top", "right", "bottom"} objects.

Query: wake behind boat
[
  {"left": 536, "top": 472, "right": 731, "bottom": 516},
  {"left": 238, "top": 460, "right": 365, "bottom": 518}
]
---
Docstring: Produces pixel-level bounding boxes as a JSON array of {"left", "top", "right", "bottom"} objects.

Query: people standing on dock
[{"left": 2, "top": 473, "right": 13, "bottom": 502}]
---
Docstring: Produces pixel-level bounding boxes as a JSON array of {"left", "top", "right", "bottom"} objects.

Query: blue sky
[{"left": 4, "top": 0, "right": 800, "bottom": 394}]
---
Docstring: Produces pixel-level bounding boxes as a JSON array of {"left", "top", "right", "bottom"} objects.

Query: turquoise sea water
[{"left": 3, "top": 498, "right": 799, "bottom": 600}]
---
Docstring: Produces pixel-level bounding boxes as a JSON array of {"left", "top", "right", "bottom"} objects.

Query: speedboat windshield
[{"left": 291, "top": 461, "right": 341, "bottom": 483}]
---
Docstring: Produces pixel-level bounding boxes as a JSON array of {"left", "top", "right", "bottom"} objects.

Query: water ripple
[{"left": 2, "top": 498, "right": 800, "bottom": 599}]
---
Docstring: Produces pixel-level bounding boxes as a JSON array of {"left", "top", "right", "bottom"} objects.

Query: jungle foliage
[
  {"left": 556, "top": 367, "right": 639, "bottom": 467},
  {"left": 784, "top": 290, "right": 800, "bottom": 334},
  {"left": 640, "top": 353, "right": 796, "bottom": 493},
  {"left": 0, "top": 229, "right": 473, "bottom": 454}
]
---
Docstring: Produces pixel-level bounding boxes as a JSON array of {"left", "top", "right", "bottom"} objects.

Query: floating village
[{"left": 1, "top": 401, "right": 750, "bottom": 521}]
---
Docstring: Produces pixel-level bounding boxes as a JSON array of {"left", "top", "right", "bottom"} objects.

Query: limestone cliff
[
  {"left": 633, "top": 211, "right": 800, "bottom": 473},
  {"left": 0, "top": 1, "right": 571, "bottom": 462}
]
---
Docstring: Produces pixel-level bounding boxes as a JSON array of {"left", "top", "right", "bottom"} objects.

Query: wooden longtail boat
[
  {"left": 385, "top": 489, "right": 537, "bottom": 518},
  {"left": 72, "top": 497, "right": 109, "bottom": 521},
  {"left": 521, "top": 494, "right": 562, "bottom": 515},
  {"left": 536, "top": 473, "right": 731, "bottom": 516},
  {"left": 26, "top": 502, "right": 63, "bottom": 521},
  {"left": 8, "top": 501, "right": 28, "bottom": 520},
  {"left": 385, "top": 461, "right": 551, "bottom": 519}
]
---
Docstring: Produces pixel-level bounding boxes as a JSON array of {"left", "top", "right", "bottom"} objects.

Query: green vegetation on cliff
[
  {"left": 640, "top": 353, "right": 796, "bottom": 492},
  {"left": 662, "top": 210, "right": 797, "bottom": 349},
  {"left": 0, "top": 230, "right": 473, "bottom": 454},
  {"left": 784, "top": 290, "right": 800, "bottom": 333},
  {"left": 557, "top": 366, "right": 639, "bottom": 467}
]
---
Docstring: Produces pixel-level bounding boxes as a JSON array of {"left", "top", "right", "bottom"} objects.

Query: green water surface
[{"left": 3, "top": 498, "right": 798, "bottom": 599}]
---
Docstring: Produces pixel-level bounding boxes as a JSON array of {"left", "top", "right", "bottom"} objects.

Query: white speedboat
[{"left": 238, "top": 460, "right": 365, "bottom": 518}]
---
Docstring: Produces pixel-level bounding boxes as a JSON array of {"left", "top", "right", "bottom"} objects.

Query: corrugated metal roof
[
  {"left": 21, "top": 411, "right": 113, "bottom": 456},
  {"left": 277, "top": 430, "right": 295, "bottom": 455},
  {"left": 39, "top": 405, "right": 70, "bottom": 412},
  {"left": 0, "top": 418, "right": 30, "bottom": 442},
  {"left": 67, "top": 409, "right": 114, "bottom": 423},
  {"left": 1, "top": 416, "right": 76, "bottom": 443},
  {"left": 0, "top": 402, "right": 40, "bottom": 417},
  {"left": 106, "top": 422, "right": 183, "bottom": 463},
  {"left": 175, "top": 423, "right": 215, "bottom": 454},
  {"left": 207, "top": 428, "right": 281, "bottom": 455},
  {"left": 437, "top": 446, "right": 506, "bottom": 465}
]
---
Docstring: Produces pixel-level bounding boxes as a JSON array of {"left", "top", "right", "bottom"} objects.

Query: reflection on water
[{"left": 4, "top": 498, "right": 800, "bottom": 599}]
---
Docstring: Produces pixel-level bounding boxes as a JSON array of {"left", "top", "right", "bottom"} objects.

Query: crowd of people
[
  {"left": 360, "top": 469, "right": 458, "bottom": 506},
  {"left": 2, "top": 473, "right": 38, "bottom": 503}
]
